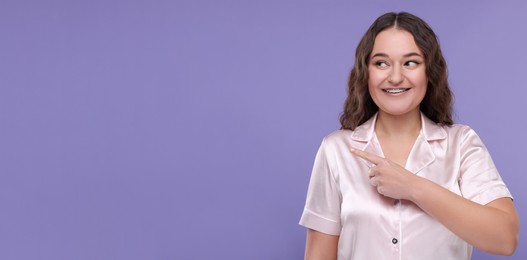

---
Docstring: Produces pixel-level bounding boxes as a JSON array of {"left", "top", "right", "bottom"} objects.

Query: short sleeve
[
  {"left": 458, "top": 127, "right": 512, "bottom": 205},
  {"left": 299, "top": 138, "right": 342, "bottom": 236}
]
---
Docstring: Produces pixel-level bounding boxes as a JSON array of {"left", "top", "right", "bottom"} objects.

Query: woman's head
[{"left": 340, "top": 12, "right": 453, "bottom": 130}]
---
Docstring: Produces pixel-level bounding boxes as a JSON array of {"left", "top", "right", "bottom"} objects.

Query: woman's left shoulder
[
  {"left": 441, "top": 123, "right": 475, "bottom": 135},
  {"left": 441, "top": 123, "right": 487, "bottom": 144}
]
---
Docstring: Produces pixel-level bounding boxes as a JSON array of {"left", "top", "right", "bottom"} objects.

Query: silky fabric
[{"left": 299, "top": 113, "right": 512, "bottom": 260}]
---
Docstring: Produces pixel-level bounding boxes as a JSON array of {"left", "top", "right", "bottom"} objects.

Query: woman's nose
[{"left": 388, "top": 66, "right": 404, "bottom": 85}]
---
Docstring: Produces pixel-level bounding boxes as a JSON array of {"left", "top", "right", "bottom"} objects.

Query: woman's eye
[
  {"left": 375, "top": 61, "right": 389, "bottom": 68},
  {"left": 405, "top": 61, "right": 420, "bottom": 67}
]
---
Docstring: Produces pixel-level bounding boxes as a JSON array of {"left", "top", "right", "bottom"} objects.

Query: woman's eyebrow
[
  {"left": 371, "top": 53, "right": 388, "bottom": 58},
  {"left": 403, "top": 52, "right": 423, "bottom": 58},
  {"left": 371, "top": 52, "right": 423, "bottom": 58}
]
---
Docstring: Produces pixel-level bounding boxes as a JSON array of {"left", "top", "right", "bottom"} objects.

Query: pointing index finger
[{"left": 350, "top": 147, "right": 383, "bottom": 165}]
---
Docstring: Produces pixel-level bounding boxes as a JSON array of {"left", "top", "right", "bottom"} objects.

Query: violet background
[{"left": 1, "top": 0, "right": 526, "bottom": 259}]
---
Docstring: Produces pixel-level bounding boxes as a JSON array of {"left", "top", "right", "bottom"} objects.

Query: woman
[{"left": 299, "top": 12, "right": 519, "bottom": 259}]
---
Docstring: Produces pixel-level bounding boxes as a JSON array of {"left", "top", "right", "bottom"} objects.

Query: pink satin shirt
[{"left": 299, "top": 113, "right": 512, "bottom": 260}]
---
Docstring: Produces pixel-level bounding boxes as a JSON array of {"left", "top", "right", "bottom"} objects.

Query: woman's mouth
[{"left": 382, "top": 88, "right": 410, "bottom": 94}]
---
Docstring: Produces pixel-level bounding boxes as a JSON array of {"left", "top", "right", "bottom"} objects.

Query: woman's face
[{"left": 368, "top": 28, "right": 427, "bottom": 117}]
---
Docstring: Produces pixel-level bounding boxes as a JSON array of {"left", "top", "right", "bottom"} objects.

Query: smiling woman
[
  {"left": 368, "top": 28, "right": 427, "bottom": 120},
  {"left": 299, "top": 12, "right": 519, "bottom": 260}
]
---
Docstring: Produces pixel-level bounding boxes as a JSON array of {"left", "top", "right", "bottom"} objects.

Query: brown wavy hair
[{"left": 339, "top": 12, "right": 453, "bottom": 130}]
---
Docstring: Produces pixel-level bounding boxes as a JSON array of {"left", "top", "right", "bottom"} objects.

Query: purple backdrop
[{"left": 1, "top": 0, "right": 526, "bottom": 259}]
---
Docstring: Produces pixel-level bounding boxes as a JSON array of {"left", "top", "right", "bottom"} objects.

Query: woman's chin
[{"left": 377, "top": 106, "right": 420, "bottom": 117}]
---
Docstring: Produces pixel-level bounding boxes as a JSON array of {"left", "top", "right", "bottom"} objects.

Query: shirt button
[{"left": 392, "top": 238, "right": 398, "bottom": 244}]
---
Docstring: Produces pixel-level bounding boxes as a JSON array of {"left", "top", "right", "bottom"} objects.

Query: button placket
[{"left": 393, "top": 199, "right": 402, "bottom": 255}]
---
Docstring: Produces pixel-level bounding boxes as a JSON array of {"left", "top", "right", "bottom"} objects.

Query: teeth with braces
[{"left": 383, "top": 88, "right": 408, "bottom": 94}]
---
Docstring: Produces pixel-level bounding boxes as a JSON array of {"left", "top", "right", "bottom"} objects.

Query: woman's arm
[
  {"left": 351, "top": 148, "right": 520, "bottom": 255},
  {"left": 411, "top": 179, "right": 519, "bottom": 255},
  {"left": 305, "top": 229, "right": 339, "bottom": 260}
]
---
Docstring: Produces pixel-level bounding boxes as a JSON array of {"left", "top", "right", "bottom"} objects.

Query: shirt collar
[{"left": 350, "top": 112, "right": 447, "bottom": 142}]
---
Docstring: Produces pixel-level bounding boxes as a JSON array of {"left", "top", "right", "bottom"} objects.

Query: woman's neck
[{"left": 375, "top": 110, "right": 422, "bottom": 139}]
